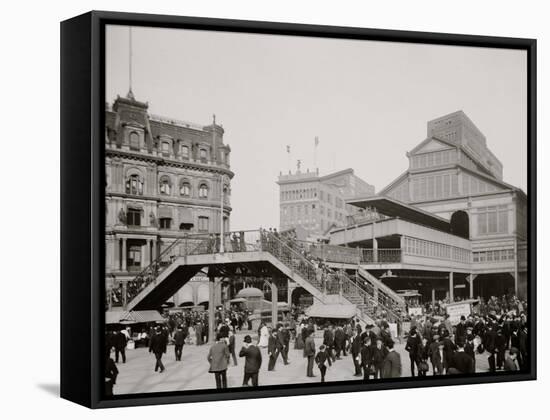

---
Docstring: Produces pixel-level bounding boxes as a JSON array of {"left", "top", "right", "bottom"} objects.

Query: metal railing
[
  {"left": 110, "top": 234, "right": 211, "bottom": 307},
  {"left": 261, "top": 232, "right": 403, "bottom": 322}
]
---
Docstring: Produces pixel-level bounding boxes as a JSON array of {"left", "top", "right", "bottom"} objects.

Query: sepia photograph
[{"left": 102, "top": 23, "right": 530, "bottom": 398}]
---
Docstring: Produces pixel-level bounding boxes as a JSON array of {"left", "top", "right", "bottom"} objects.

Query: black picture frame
[{"left": 60, "top": 10, "right": 537, "bottom": 409}]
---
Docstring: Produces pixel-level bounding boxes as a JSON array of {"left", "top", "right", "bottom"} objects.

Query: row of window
[
  {"left": 282, "top": 203, "right": 315, "bottom": 217},
  {"left": 281, "top": 187, "right": 317, "bottom": 201},
  {"left": 472, "top": 249, "right": 515, "bottom": 263},
  {"left": 389, "top": 173, "right": 500, "bottom": 203},
  {"left": 128, "top": 131, "right": 229, "bottom": 164},
  {"left": 476, "top": 206, "right": 509, "bottom": 235},
  {"left": 280, "top": 187, "right": 344, "bottom": 209},
  {"left": 125, "top": 174, "right": 213, "bottom": 199},
  {"left": 281, "top": 204, "right": 345, "bottom": 222},
  {"left": 462, "top": 173, "right": 498, "bottom": 196},
  {"left": 403, "top": 236, "right": 470, "bottom": 263},
  {"left": 411, "top": 173, "right": 459, "bottom": 202},
  {"left": 125, "top": 207, "right": 211, "bottom": 232},
  {"left": 410, "top": 149, "right": 457, "bottom": 170}
]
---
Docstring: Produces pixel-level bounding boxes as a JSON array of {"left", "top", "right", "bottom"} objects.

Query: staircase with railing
[
  {"left": 109, "top": 229, "right": 406, "bottom": 322},
  {"left": 108, "top": 234, "right": 212, "bottom": 309},
  {"left": 262, "top": 232, "right": 403, "bottom": 323},
  {"left": 356, "top": 267, "right": 406, "bottom": 314}
]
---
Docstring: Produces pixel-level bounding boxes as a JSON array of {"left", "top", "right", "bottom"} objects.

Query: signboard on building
[
  {"left": 408, "top": 307, "right": 423, "bottom": 317},
  {"left": 445, "top": 302, "right": 472, "bottom": 324}
]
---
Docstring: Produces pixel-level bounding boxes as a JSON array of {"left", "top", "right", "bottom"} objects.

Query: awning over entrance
[
  {"left": 305, "top": 303, "right": 357, "bottom": 319},
  {"left": 346, "top": 196, "right": 452, "bottom": 233}
]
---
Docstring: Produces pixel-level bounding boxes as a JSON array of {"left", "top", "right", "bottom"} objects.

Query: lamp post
[{"left": 219, "top": 174, "right": 229, "bottom": 253}]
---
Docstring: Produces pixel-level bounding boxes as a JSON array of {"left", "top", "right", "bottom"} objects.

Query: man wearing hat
[
  {"left": 382, "top": 340, "right": 402, "bottom": 378},
  {"left": 304, "top": 330, "right": 316, "bottom": 377},
  {"left": 360, "top": 323, "right": 377, "bottom": 345},
  {"left": 207, "top": 333, "right": 230, "bottom": 389},
  {"left": 464, "top": 326, "right": 476, "bottom": 371},
  {"left": 405, "top": 326, "right": 421, "bottom": 377},
  {"left": 218, "top": 319, "right": 230, "bottom": 340},
  {"left": 448, "top": 339, "right": 474, "bottom": 374},
  {"left": 173, "top": 324, "right": 187, "bottom": 361},
  {"left": 268, "top": 329, "right": 283, "bottom": 371},
  {"left": 113, "top": 328, "right": 127, "bottom": 364},
  {"left": 495, "top": 326, "right": 507, "bottom": 370},
  {"left": 455, "top": 315, "right": 467, "bottom": 343},
  {"left": 484, "top": 322, "right": 497, "bottom": 372},
  {"left": 428, "top": 334, "right": 441, "bottom": 375},
  {"left": 239, "top": 335, "right": 262, "bottom": 386},
  {"left": 149, "top": 326, "right": 168, "bottom": 373}
]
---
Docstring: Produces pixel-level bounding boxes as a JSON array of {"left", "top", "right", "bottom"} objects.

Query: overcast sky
[{"left": 106, "top": 25, "right": 527, "bottom": 231}]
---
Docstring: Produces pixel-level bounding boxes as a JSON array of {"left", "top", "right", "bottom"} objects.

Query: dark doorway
[{"left": 450, "top": 210, "right": 469, "bottom": 239}]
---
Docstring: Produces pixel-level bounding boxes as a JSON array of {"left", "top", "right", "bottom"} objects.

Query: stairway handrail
[
  {"left": 122, "top": 235, "right": 211, "bottom": 304},
  {"left": 264, "top": 231, "right": 402, "bottom": 321},
  {"left": 356, "top": 266, "right": 406, "bottom": 308}
]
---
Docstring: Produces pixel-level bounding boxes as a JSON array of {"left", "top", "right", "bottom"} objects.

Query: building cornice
[{"left": 106, "top": 148, "right": 234, "bottom": 178}]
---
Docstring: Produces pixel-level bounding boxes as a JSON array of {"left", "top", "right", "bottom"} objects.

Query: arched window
[
  {"left": 161, "top": 141, "right": 171, "bottom": 156},
  {"left": 159, "top": 177, "right": 171, "bottom": 195},
  {"left": 180, "top": 181, "right": 191, "bottom": 197},
  {"left": 199, "top": 149, "right": 207, "bottom": 163},
  {"left": 199, "top": 183, "right": 209, "bottom": 199},
  {"left": 181, "top": 145, "right": 189, "bottom": 159},
  {"left": 129, "top": 132, "right": 140, "bottom": 150},
  {"left": 125, "top": 174, "right": 143, "bottom": 195}
]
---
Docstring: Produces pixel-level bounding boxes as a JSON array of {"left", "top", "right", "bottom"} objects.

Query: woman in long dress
[{"left": 258, "top": 322, "right": 269, "bottom": 347}]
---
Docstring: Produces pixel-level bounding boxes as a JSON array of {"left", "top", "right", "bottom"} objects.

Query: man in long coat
[
  {"left": 149, "top": 326, "right": 168, "bottom": 373},
  {"left": 207, "top": 334, "right": 230, "bottom": 389},
  {"left": 239, "top": 335, "right": 262, "bottom": 386},
  {"left": 304, "top": 332, "right": 316, "bottom": 377},
  {"left": 382, "top": 341, "right": 402, "bottom": 378}
]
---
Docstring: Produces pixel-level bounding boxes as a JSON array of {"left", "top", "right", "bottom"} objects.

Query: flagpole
[
  {"left": 287, "top": 145, "right": 291, "bottom": 173},
  {"left": 314, "top": 136, "right": 319, "bottom": 173},
  {"left": 129, "top": 27, "right": 133, "bottom": 96}
]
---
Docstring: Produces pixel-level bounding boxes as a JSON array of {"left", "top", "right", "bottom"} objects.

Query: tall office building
[{"left": 277, "top": 168, "right": 375, "bottom": 237}]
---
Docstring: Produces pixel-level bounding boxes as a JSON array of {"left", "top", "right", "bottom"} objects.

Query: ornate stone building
[{"left": 105, "top": 92, "right": 233, "bottom": 308}]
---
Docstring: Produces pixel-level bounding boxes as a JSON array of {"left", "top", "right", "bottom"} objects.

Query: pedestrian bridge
[{"left": 110, "top": 231, "right": 411, "bottom": 328}]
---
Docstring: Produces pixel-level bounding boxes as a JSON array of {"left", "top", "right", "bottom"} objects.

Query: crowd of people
[{"left": 105, "top": 297, "right": 529, "bottom": 395}]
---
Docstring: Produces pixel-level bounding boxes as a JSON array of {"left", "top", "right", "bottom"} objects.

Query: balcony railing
[{"left": 361, "top": 248, "right": 402, "bottom": 264}]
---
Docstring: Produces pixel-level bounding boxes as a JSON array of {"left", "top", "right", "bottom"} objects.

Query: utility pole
[{"left": 220, "top": 174, "right": 228, "bottom": 252}]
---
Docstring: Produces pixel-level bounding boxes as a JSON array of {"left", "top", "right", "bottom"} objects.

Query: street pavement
[{"left": 113, "top": 330, "right": 496, "bottom": 395}]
